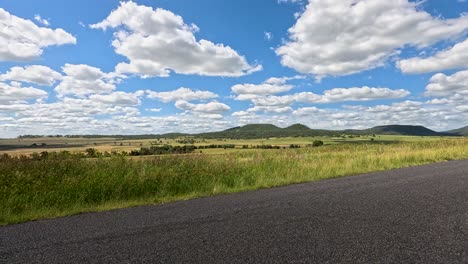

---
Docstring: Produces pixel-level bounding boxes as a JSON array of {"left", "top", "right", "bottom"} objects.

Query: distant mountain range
[
  {"left": 17, "top": 124, "right": 468, "bottom": 139},
  {"left": 192, "top": 124, "right": 462, "bottom": 139}
]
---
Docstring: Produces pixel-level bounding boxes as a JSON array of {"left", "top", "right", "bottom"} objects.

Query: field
[
  {"left": 1, "top": 135, "right": 468, "bottom": 225},
  {"left": 0, "top": 134, "right": 449, "bottom": 156}
]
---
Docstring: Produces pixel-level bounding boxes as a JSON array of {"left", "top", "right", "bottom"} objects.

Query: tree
[{"left": 312, "top": 140, "right": 324, "bottom": 147}]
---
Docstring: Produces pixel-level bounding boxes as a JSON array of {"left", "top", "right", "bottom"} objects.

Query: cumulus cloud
[
  {"left": 0, "top": 65, "right": 62, "bottom": 86},
  {"left": 232, "top": 83, "right": 293, "bottom": 96},
  {"left": 175, "top": 100, "right": 230, "bottom": 114},
  {"left": 276, "top": 0, "right": 468, "bottom": 77},
  {"left": 90, "top": 1, "right": 261, "bottom": 77},
  {"left": 264, "top": 75, "right": 305, "bottom": 85},
  {"left": 398, "top": 39, "right": 468, "bottom": 74},
  {"left": 0, "top": 8, "right": 76, "bottom": 61},
  {"left": 90, "top": 91, "right": 144, "bottom": 106},
  {"left": 232, "top": 75, "right": 304, "bottom": 96},
  {"left": 247, "top": 105, "right": 293, "bottom": 114},
  {"left": 146, "top": 87, "right": 218, "bottom": 103},
  {"left": 233, "top": 75, "right": 410, "bottom": 115},
  {"left": 251, "top": 95, "right": 295, "bottom": 107},
  {"left": 296, "top": 87, "right": 410, "bottom": 103},
  {"left": 55, "top": 64, "right": 117, "bottom": 97},
  {"left": 0, "top": 82, "right": 47, "bottom": 104},
  {"left": 236, "top": 85, "right": 409, "bottom": 110},
  {"left": 425, "top": 70, "right": 468, "bottom": 97},
  {"left": 292, "top": 106, "right": 325, "bottom": 116}
]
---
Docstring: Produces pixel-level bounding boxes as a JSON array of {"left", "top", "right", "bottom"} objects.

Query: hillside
[
  {"left": 197, "top": 123, "right": 337, "bottom": 139},
  {"left": 445, "top": 126, "right": 468, "bottom": 136},
  {"left": 360, "top": 125, "right": 445, "bottom": 136},
  {"left": 197, "top": 124, "right": 455, "bottom": 139}
]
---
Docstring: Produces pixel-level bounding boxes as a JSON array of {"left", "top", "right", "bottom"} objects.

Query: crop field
[{"left": 1, "top": 135, "right": 467, "bottom": 225}]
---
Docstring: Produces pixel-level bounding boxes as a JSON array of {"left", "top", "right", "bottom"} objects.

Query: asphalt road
[{"left": 1, "top": 160, "right": 468, "bottom": 263}]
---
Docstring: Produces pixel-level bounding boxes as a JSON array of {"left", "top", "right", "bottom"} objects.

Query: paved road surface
[{"left": 1, "top": 160, "right": 468, "bottom": 263}]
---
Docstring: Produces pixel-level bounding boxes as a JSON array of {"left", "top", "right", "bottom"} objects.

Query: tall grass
[{"left": 1, "top": 139, "right": 467, "bottom": 225}]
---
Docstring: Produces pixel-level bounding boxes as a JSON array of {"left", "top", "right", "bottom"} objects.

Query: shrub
[{"left": 312, "top": 140, "right": 324, "bottom": 147}]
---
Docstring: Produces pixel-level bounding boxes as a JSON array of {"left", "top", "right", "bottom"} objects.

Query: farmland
[{"left": 0, "top": 133, "right": 454, "bottom": 156}]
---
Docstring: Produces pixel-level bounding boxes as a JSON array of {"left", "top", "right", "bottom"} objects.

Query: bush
[{"left": 312, "top": 140, "right": 324, "bottom": 147}]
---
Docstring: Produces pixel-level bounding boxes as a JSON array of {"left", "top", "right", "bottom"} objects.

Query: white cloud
[
  {"left": 365, "top": 100, "right": 423, "bottom": 113},
  {"left": 233, "top": 78, "right": 410, "bottom": 115},
  {"left": 232, "top": 111, "right": 250, "bottom": 117},
  {"left": 247, "top": 105, "right": 293, "bottom": 114},
  {"left": 277, "top": 0, "right": 468, "bottom": 77},
  {"left": 0, "top": 65, "right": 62, "bottom": 86},
  {"left": 292, "top": 106, "right": 325, "bottom": 116},
  {"left": 296, "top": 87, "right": 410, "bottom": 103},
  {"left": 0, "top": 82, "right": 47, "bottom": 104},
  {"left": 146, "top": 87, "right": 218, "bottom": 103},
  {"left": 146, "top": 108, "right": 162, "bottom": 112},
  {"left": 175, "top": 100, "right": 230, "bottom": 114},
  {"left": 55, "top": 64, "right": 117, "bottom": 97},
  {"left": 232, "top": 76, "right": 303, "bottom": 96},
  {"left": 251, "top": 95, "right": 295, "bottom": 107},
  {"left": 90, "top": 91, "right": 143, "bottom": 106},
  {"left": 34, "top": 15, "right": 50, "bottom": 26},
  {"left": 232, "top": 83, "right": 293, "bottom": 96},
  {"left": 0, "top": 8, "right": 76, "bottom": 61},
  {"left": 237, "top": 86, "right": 409, "bottom": 111},
  {"left": 264, "top": 32, "right": 273, "bottom": 40},
  {"left": 425, "top": 70, "right": 468, "bottom": 97},
  {"left": 264, "top": 75, "right": 305, "bottom": 85},
  {"left": 90, "top": 1, "right": 261, "bottom": 77},
  {"left": 398, "top": 39, "right": 468, "bottom": 74}
]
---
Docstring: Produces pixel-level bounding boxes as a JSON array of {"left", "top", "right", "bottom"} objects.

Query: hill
[
  {"left": 198, "top": 124, "right": 283, "bottom": 139},
  {"left": 197, "top": 123, "right": 337, "bottom": 139},
  {"left": 445, "top": 126, "right": 468, "bottom": 136},
  {"left": 360, "top": 125, "right": 445, "bottom": 136}
]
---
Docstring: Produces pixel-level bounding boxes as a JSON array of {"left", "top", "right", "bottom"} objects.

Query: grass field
[
  {"left": 0, "top": 134, "right": 451, "bottom": 156},
  {"left": 1, "top": 136, "right": 467, "bottom": 225}
]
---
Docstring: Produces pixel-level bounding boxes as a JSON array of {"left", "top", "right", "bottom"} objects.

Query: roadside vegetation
[{"left": 1, "top": 137, "right": 467, "bottom": 225}]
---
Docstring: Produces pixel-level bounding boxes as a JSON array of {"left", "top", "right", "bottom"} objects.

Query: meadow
[{"left": 1, "top": 135, "right": 467, "bottom": 225}]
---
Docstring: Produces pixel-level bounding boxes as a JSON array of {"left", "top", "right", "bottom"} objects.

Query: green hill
[
  {"left": 199, "top": 124, "right": 282, "bottom": 139},
  {"left": 284, "top": 124, "right": 310, "bottom": 131},
  {"left": 445, "top": 126, "right": 468, "bottom": 136},
  {"left": 235, "top": 124, "right": 282, "bottom": 133},
  {"left": 197, "top": 123, "right": 337, "bottom": 139},
  {"left": 361, "top": 125, "right": 445, "bottom": 136}
]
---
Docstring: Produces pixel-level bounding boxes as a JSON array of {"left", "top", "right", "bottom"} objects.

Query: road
[{"left": 1, "top": 160, "right": 467, "bottom": 263}]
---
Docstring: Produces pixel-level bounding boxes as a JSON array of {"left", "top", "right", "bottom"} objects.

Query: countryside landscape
[
  {"left": 1, "top": 123, "right": 467, "bottom": 225},
  {"left": 1, "top": 0, "right": 467, "bottom": 263}
]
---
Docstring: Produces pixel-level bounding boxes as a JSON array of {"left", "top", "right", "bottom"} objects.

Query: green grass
[{"left": 1, "top": 138, "right": 468, "bottom": 225}]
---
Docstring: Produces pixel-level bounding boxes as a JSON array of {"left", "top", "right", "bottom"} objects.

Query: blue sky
[{"left": 0, "top": 0, "right": 467, "bottom": 137}]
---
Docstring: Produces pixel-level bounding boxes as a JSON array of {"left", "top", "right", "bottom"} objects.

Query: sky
[{"left": 0, "top": 0, "right": 467, "bottom": 137}]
